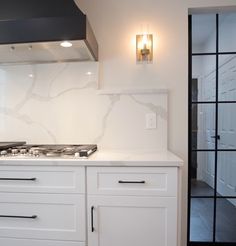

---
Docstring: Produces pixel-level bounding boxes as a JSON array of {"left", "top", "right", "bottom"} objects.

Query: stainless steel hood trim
[
  {"left": 0, "top": 59, "right": 92, "bottom": 66},
  {"left": 0, "top": 39, "right": 95, "bottom": 65}
]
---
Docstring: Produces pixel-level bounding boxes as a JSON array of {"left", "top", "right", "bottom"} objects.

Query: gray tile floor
[{"left": 190, "top": 180, "right": 236, "bottom": 242}]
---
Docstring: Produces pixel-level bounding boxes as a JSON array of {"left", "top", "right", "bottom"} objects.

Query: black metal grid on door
[{"left": 188, "top": 13, "right": 236, "bottom": 246}]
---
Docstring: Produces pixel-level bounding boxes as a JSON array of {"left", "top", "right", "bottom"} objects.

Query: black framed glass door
[{"left": 188, "top": 13, "right": 236, "bottom": 245}]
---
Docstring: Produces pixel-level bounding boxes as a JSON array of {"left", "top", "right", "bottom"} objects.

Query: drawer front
[
  {"left": 0, "top": 193, "right": 85, "bottom": 241},
  {"left": 0, "top": 166, "right": 85, "bottom": 193},
  {"left": 0, "top": 238, "right": 85, "bottom": 246},
  {"left": 87, "top": 167, "right": 178, "bottom": 196}
]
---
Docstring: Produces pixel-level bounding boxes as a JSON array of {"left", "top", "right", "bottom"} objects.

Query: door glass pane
[
  {"left": 192, "top": 104, "right": 215, "bottom": 150},
  {"left": 192, "top": 56, "right": 216, "bottom": 102},
  {"left": 190, "top": 198, "right": 214, "bottom": 242},
  {"left": 219, "top": 13, "right": 236, "bottom": 52},
  {"left": 191, "top": 152, "right": 215, "bottom": 196},
  {"left": 216, "top": 198, "right": 236, "bottom": 242},
  {"left": 192, "top": 14, "right": 216, "bottom": 53},
  {"left": 218, "top": 104, "right": 236, "bottom": 149},
  {"left": 217, "top": 152, "right": 236, "bottom": 197},
  {"left": 219, "top": 55, "right": 236, "bottom": 101}
]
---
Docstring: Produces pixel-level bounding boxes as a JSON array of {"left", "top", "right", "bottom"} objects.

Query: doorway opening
[{"left": 188, "top": 13, "right": 236, "bottom": 245}]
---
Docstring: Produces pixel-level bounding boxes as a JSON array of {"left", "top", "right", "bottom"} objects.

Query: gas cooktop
[{"left": 0, "top": 142, "right": 97, "bottom": 159}]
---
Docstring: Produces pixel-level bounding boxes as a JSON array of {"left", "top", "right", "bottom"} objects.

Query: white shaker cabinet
[
  {"left": 0, "top": 165, "right": 86, "bottom": 246},
  {"left": 87, "top": 167, "right": 179, "bottom": 246},
  {"left": 0, "top": 163, "right": 181, "bottom": 246}
]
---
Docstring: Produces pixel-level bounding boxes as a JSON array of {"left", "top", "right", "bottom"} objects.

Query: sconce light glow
[
  {"left": 60, "top": 41, "right": 73, "bottom": 48},
  {"left": 136, "top": 34, "right": 153, "bottom": 63},
  {"left": 28, "top": 74, "right": 34, "bottom": 78},
  {"left": 86, "top": 71, "right": 92, "bottom": 75}
]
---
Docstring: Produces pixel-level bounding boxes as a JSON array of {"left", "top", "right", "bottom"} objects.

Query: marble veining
[
  {"left": 0, "top": 62, "right": 168, "bottom": 150},
  {"left": 93, "top": 95, "right": 120, "bottom": 143},
  {"left": 129, "top": 95, "right": 168, "bottom": 121}
]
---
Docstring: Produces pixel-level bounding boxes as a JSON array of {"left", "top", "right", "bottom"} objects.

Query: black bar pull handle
[
  {"left": 0, "top": 177, "right": 37, "bottom": 181},
  {"left": 91, "top": 206, "right": 95, "bottom": 232},
  {"left": 0, "top": 215, "right": 37, "bottom": 219},
  {"left": 118, "top": 180, "right": 146, "bottom": 184},
  {"left": 211, "top": 135, "right": 220, "bottom": 140}
]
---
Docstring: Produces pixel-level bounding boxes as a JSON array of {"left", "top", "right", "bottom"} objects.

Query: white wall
[{"left": 75, "top": 1, "right": 236, "bottom": 245}]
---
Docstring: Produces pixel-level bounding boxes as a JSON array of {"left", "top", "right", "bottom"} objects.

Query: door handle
[
  {"left": 0, "top": 177, "right": 37, "bottom": 181},
  {"left": 0, "top": 215, "right": 37, "bottom": 219},
  {"left": 118, "top": 180, "right": 146, "bottom": 184},
  {"left": 211, "top": 135, "right": 220, "bottom": 140},
  {"left": 91, "top": 206, "right": 95, "bottom": 232}
]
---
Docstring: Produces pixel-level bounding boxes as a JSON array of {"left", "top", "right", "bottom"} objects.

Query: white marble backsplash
[{"left": 0, "top": 62, "right": 167, "bottom": 151}]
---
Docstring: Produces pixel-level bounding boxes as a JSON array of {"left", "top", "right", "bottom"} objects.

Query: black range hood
[{"left": 0, "top": 0, "right": 98, "bottom": 64}]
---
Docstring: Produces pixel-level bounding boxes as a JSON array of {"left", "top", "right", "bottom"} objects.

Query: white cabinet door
[{"left": 87, "top": 195, "right": 177, "bottom": 246}]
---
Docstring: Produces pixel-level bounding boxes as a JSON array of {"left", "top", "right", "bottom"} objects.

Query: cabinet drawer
[
  {"left": 0, "top": 166, "right": 85, "bottom": 193},
  {"left": 0, "top": 238, "right": 85, "bottom": 246},
  {"left": 87, "top": 167, "right": 177, "bottom": 196},
  {"left": 0, "top": 193, "right": 85, "bottom": 241}
]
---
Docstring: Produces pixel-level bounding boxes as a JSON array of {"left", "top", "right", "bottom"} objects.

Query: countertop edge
[{"left": 0, "top": 150, "right": 184, "bottom": 167}]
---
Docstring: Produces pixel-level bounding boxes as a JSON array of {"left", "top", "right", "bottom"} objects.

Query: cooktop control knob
[
  {"left": 32, "top": 150, "right": 39, "bottom": 157},
  {"left": 20, "top": 149, "right": 27, "bottom": 155},
  {"left": 0, "top": 150, "right": 7, "bottom": 156},
  {"left": 29, "top": 149, "right": 34, "bottom": 155},
  {"left": 11, "top": 149, "right": 18, "bottom": 155},
  {"left": 74, "top": 152, "right": 80, "bottom": 158}
]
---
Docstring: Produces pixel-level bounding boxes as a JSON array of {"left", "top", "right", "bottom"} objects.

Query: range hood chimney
[{"left": 0, "top": 0, "right": 98, "bottom": 65}]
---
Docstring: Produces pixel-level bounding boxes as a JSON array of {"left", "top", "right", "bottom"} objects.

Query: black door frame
[{"left": 188, "top": 13, "right": 236, "bottom": 246}]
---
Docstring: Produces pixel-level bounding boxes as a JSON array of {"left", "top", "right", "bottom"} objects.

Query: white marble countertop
[{"left": 0, "top": 149, "right": 183, "bottom": 167}]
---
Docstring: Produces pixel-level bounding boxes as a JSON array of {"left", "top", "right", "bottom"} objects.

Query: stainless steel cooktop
[{"left": 0, "top": 142, "right": 97, "bottom": 158}]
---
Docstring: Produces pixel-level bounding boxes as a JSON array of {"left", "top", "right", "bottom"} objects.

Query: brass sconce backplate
[{"left": 136, "top": 34, "right": 153, "bottom": 63}]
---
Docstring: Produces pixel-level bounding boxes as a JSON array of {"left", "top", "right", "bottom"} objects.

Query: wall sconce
[{"left": 136, "top": 34, "right": 153, "bottom": 63}]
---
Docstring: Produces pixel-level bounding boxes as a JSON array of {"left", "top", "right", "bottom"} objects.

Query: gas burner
[{"left": 0, "top": 143, "right": 97, "bottom": 159}]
